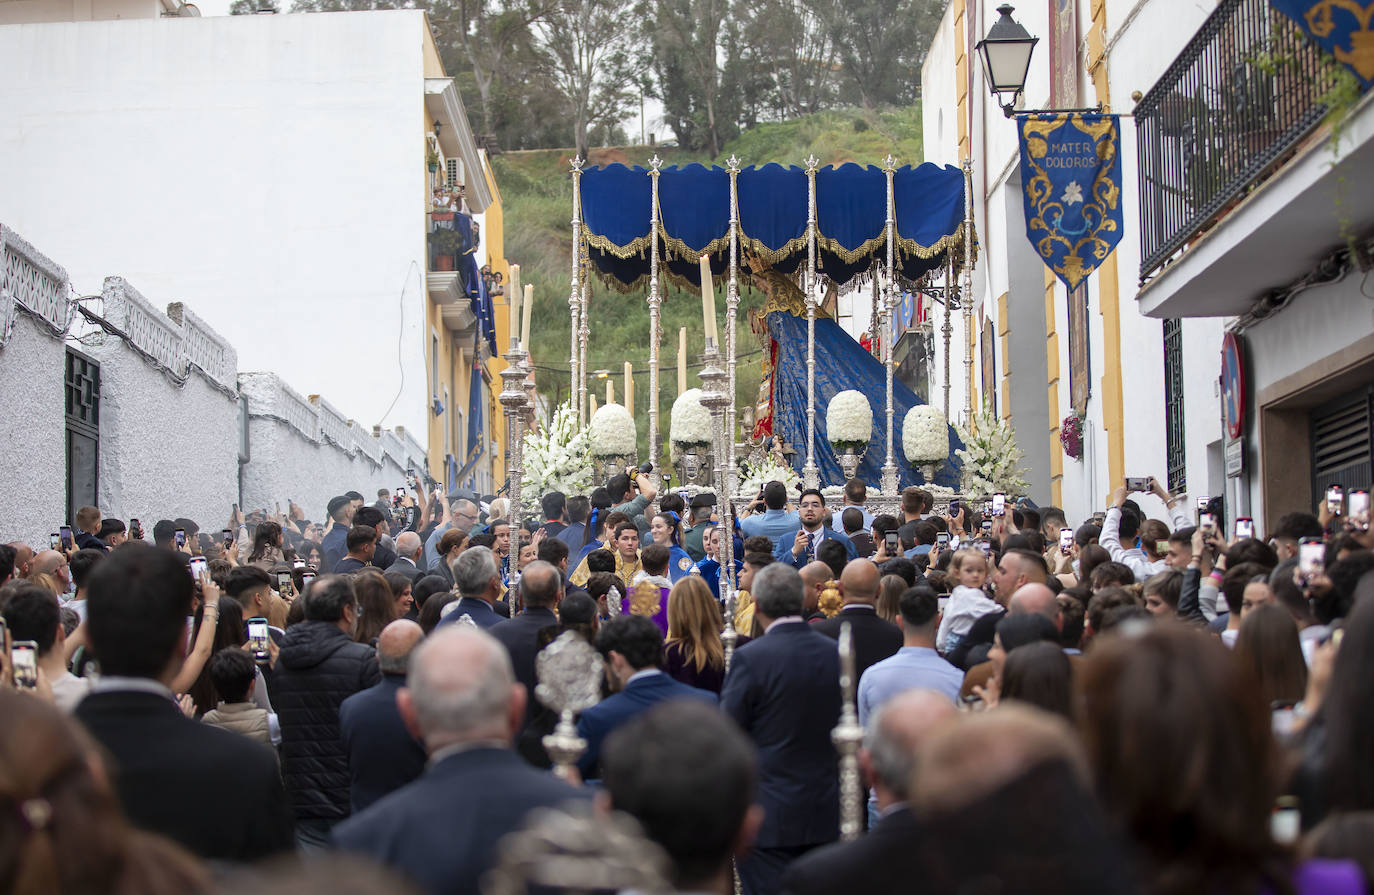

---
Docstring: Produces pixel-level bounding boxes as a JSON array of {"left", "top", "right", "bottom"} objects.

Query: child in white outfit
[{"left": 937, "top": 548, "right": 999, "bottom": 656}]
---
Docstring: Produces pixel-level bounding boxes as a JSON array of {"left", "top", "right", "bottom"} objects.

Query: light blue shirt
[
  {"left": 857, "top": 646, "right": 964, "bottom": 725},
  {"left": 738, "top": 508, "right": 800, "bottom": 545}
]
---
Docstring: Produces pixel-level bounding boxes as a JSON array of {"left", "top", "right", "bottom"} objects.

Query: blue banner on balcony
[
  {"left": 1272, "top": 0, "right": 1374, "bottom": 85},
  {"left": 1017, "top": 113, "right": 1123, "bottom": 291},
  {"left": 455, "top": 362, "right": 485, "bottom": 486}
]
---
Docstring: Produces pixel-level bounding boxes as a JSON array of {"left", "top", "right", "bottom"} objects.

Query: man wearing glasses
[{"left": 425, "top": 494, "right": 481, "bottom": 572}]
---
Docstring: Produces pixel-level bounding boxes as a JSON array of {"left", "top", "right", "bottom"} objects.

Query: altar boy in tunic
[{"left": 628, "top": 544, "right": 673, "bottom": 634}]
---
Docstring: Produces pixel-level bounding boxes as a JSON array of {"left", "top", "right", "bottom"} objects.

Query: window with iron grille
[
  {"left": 1163, "top": 319, "right": 1186, "bottom": 493},
  {"left": 65, "top": 349, "right": 100, "bottom": 523},
  {"left": 446, "top": 157, "right": 461, "bottom": 189}
]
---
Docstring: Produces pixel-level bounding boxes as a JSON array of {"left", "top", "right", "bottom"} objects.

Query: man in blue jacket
[
  {"left": 576, "top": 614, "right": 716, "bottom": 780},
  {"left": 740, "top": 481, "right": 801, "bottom": 545},
  {"left": 331, "top": 626, "right": 587, "bottom": 895},
  {"left": 339, "top": 619, "right": 427, "bottom": 812},
  {"left": 773, "top": 489, "right": 857, "bottom": 569},
  {"left": 721, "top": 562, "right": 842, "bottom": 895}
]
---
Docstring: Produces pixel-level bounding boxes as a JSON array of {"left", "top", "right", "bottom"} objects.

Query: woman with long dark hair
[
  {"left": 248, "top": 522, "right": 285, "bottom": 569},
  {"left": 1233, "top": 603, "right": 1308, "bottom": 720},
  {"left": 1081, "top": 625, "right": 1362, "bottom": 895},
  {"left": 352, "top": 570, "right": 397, "bottom": 646}
]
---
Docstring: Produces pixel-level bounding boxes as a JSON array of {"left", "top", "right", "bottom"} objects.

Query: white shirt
[{"left": 50, "top": 671, "right": 94, "bottom": 713}]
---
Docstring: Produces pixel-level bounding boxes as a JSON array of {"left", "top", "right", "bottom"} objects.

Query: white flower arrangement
[
  {"left": 954, "top": 400, "right": 1029, "bottom": 497},
  {"left": 669, "top": 389, "right": 713, "bottom": 453},
  {"left": 903, "top": 405, "right": 949, "bottom": 465},
  {"left": 826, "top": 390, "right": 873, "bottom": 451},
  {"left": 588, "top": 402, "right": 637, "bottom": 457},
  {"left": 736, "top": 455, "right": 799, "bottom": 498},
  {"left": 522, "top": 402, "right": 594, "bottom": 497}
]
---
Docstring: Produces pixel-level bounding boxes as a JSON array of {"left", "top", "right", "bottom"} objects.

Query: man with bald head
[
  {"left": 960, "top": 582, "right": 1067, "bottom": 699},
  {"left": 332, "top": 626, "right": 587, "bottom": 895},
  {"left": 950, "top": 548, "right": 1051, "bottom": 669},
  {"left": 780, "top": 689, "right": 959, "bottom": 895},
  {"left": 813, "top": 558, "right": 902, "bottom": 678},
  {"left": 9, "top": 542, "right": 34, "bottom": 579},
  {"left": 30, "top": 549, "right": 71, "bottom": 593},
  {"left": 387, "top": 531, "right": 425, "bottom": 583},
  {"left": 339, "top": 619, "right": 428, "bottom": 813},
  {"left": 799, "top": 561, "right": 832, "bottom": 622}
]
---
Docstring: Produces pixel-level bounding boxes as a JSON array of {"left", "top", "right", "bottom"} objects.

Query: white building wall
[
  {"left": 0, "top": 314, "right": 68, "bottom": 548},
  {"left": 0, "top": 10, "right": 431, "bottom": 437}
]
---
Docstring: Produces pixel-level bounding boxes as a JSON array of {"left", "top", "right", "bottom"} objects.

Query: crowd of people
[{"left": 2, "top": 470, "right": 1374, "bottom": 895}]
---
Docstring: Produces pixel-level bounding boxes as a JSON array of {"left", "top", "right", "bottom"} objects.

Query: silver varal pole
[
  {"left": 499, "top": 341, "right": 529, "bottom": 604},
  {"left": 648, "top": 155, "right": 664, "bottom": 475},
  {"left": 942, "top": 254, "right": 954, "bottom": 421},
  {"left": 962, "top": 158, "right": 975, "bottom": 427},
  {"left": 579, "top": 269, "right": 590, "bottom": 427},
  {"left": 569, "top": 156, "right": 584, "bottom": 425},
  {"left": 699, "top": 350, "right": 738, "bottom": 672},
  {"left": 802, "top": 155, "right": 820, "bottom": 490},
  {"left": 832, "top": 621, "right": 864, "bottom": 841},
  {"left": 881, "top": 155, "right": 899, "bottom": 496},
  {"left": 725, "top": 155, "right": 742, "bottom": 500}
]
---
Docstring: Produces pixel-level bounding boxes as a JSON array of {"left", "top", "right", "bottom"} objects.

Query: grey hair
[
  {"left": 452, "top": 545, "right": 498, "bottom": 597},
  {"left": 865, "top": 701, "right": 917, "bottom": 800},
  {"left": 752, "top": 563, "right": 804, "bottom": 619},
  {"left": 407, "top": 627, "right": 513, "bottom": 739}
]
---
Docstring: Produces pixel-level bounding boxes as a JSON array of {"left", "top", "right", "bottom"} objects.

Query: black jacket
[
  {"left": 779, "top": 805, "right": 920, "bottom": 895},
  {"left": 949, "top": 605, "right": 1006, "bottom": 670},
  {"left": 721, "top": 621, "right": 841, "bottom": 848},
  {"left": 270, "top": 620, "right": 381, "bottom": 821},
  {"left": 812, "top": 605, "right": 903, "bottom": 679},
  {"left": 331, "top": 746, "right": 589, "bottom": 895},
  {"left": 75, "top": 688, "right": 293, "bottom": 861}
]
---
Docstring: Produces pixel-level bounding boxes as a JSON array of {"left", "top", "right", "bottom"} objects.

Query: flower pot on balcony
[
  {"left": 435, "top": 255, "right": 455, "bottom": 272},
  {"left": 431, "top": 212, "right": 455, "bottom": 223},
  {"left": 428, "top": 162, "right": 438, "bottom": 173}
]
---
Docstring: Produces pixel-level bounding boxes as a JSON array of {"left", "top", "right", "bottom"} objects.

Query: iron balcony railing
[{"left": 1134, "top": 0, "right": 1332, "bottom": 281}]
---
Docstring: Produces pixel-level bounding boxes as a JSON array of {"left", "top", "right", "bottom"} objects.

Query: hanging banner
[
  {"left": 1270, "top": 0, "right": 1374, "bottom": 86},
  {"left": 455, "top": 363, "right": 485, "bottom": 485},
  {"left": 1018, "top": 113, "right": 1123, "bottom": 291}
]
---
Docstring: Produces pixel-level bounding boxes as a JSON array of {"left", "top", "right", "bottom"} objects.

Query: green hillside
[{"left": 496, "top": 104, "right": 924, "bottom": 462}]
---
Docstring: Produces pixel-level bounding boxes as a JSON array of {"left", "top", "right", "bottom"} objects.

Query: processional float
[{"left": 544, "top": 151, "right": 978, "bottom": 842}]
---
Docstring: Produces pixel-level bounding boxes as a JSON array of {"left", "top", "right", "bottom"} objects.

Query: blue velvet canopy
[{"left": 580, "top": 162, "right": 967, "bottom": 292}]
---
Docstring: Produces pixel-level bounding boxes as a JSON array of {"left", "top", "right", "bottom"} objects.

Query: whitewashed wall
[{"left": 0, "top": 222, "right": 428, "bottom": 546}]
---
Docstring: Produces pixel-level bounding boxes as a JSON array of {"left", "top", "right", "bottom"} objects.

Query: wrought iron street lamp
[{"left": 976, "top": 5, "right": 1039, "bottom": 117}]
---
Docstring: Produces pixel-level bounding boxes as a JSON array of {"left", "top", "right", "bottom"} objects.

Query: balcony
[{"left": 1134, "top": 0, "right": 1374, "bottom": 317}]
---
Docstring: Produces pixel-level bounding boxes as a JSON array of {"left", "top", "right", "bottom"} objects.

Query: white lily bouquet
[
  {"left": 903, "top": 405, "right": 950, "bottom": 466},
  {"left": 588, "top": 402, "right": 637, "bottom": 458},
  {"left": 737, "top": 455, "right": 799, "bottom": 497},
  {"left": 954, "top": 400, "right": 1029, "bottom": 497},
  {"left": 825, "top": 390, "right": 873, "bottom": 453},
  {"left": 523, "top": 402, "right": 594, "bottom": 497},
  {"left": 669, "top": 388, "right": 713, "bottom": 458}
]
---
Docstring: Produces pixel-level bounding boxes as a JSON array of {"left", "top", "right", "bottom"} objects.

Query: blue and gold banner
[
  {"left": 1018, "top": 113, "right": 1123, "bottom": 291},
  {"left": 1271, "top": 0, "right": 1374, "bottom": 86}
]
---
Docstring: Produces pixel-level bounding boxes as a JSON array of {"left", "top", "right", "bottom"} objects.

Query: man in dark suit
[
  {"left": 490, "top": 560, "right": 562, "bottom": 715},
  {"left": 339, "top": 618, "right": 427, "bottom": 813},
  {"left": 576, "top": 615, "right": 717, "bottom": 780},
  {"left": 386, "top": 531, "right": 426, "bottom": 583},
  {"left": 812, "top": 558, "right": 902, "bottom": 678},
  {"left": 773, "top": 489, "right": 857, "bottom": 569},
  {"left": 331, "top": 626, "right": 588, "bottom": 895},
  {"left": 74, "top": 545, "right": 294, "bottom": 861},
  {"left": 721, "top": 563, "right": 842, "bottom": 895},
  {"left": 435, "top": 545, "right": 505, "bottom": 630},
  {"left": 779, "top": 689, "right": 958, "bottom": 895}
]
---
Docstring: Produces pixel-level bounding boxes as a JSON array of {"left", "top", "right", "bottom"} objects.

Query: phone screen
[
  {"left": 189, "top": 556, "right": 208, "bottom": 580},
  {"left": 1327, "top": 485, "right": 1344, "bottom": 516},
  {"left": 1298, "top": 539, "right": 1325, "bottom": 584},
  {"left": 1059, "top": 528, "right": 1073, "bottom": 554},
  {"left": 301, "top": 573, "right": 315, "bottom": 592},
  {"left": 175, "top": 529, "right": 186, "bottom": 548},
  {"left": 59, "top": 525, "right": 73, "bottom": 549},
  {"left": 12, "top": 642, "right": 38, "bottom": 689},
  {"left": 1350, "top": 490, "right": 1371, "bottom": 529},
  {"left": 1235, "top": 518, "right": 1255, "bottom": 540},
  {"left": 277, "top": 572, "right": 293, "bottom": 594},
  {"left": 937, "top": 532, "right": 950, "bottom": 547},
  {"left": 1199, "top": 513, "right": 1216, "bottom": 535},
  {"left": 884, "top": 532, "right": 900, "bottom": 554},
  {"left": 992, "top": 493, "right": 1006, "bottom": 517},
  {"left": 247, "top": 619, "right": 270, "bottom": 657},
  {"left": 222, "top": 529, "right": 234, "bottom": 543},
  {"left": 49, "top": 533, "right": 61, "bottom": 551}
]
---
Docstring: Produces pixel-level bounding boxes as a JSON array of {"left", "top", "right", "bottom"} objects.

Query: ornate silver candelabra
[
  {"left": 568, "top": 156, "right": 584, "bottom": 427},
  {"left": 698, "top": 343, "right": 738, "bottom": 668},
  {"left": 647, "top": 155, "right": 664, "bottom": 476},
  {"left": 499, "top": 342, "right": 530, "bottom": 604},
  {"left": 880, "top": 155, "right": 899, "bottom": 496},
  {"left": 802, "top": 155, "right": 820, "bottom": 491},
  {"left": 832, "top": 621, "right": 864, "bottom": 842}
]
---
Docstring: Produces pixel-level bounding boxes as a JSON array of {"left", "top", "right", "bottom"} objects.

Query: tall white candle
[
  {"left": 606, "top": 378, "right": 614, "bottom": 405},
  {"left": 624, "top": 362, "right": 633, "bottom": 416},
  {"left": 699, "top": 255, "right": 717, "bottom": 348},
  {"left": 521, "top": 284, "right": 534, "bottom": 349},
  {"left": 678, "top": 328, "right": 688, "bottom": 395},
  {"left": 507, "top": 264, "right": 521, "bottom": 346}
]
